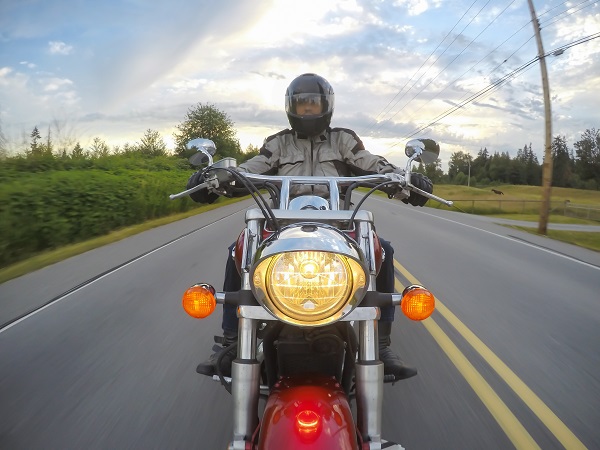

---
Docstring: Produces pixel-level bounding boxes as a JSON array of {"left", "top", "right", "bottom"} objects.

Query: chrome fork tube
[
  {"left": 354, "top": 218, "right": 384, "bottom": 445},
  {"left": 356, "top": 317, "right": 384, "bottom": 446},
  {"left": 231, "top": 317, "right": 260, "bottom": 447},
  {"left": 230, "top": 218, "right": 261, "bottom": 448}
]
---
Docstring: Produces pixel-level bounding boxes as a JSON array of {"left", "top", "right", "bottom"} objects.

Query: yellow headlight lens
[{"left": 254, "top": 251, "right": 365, "bottom": 323}]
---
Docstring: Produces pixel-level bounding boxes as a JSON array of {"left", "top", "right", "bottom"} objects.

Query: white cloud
[
  {"left": 48, "top": 41, "right": 73, "bottom": 55},
  {"left": 43, "top": 77, "right": 73, "bottom": 92},
  {"left": 0, "top": 66, "right": 13, "bottom": 79},
  {"left": 1, "top": 0, "right": 599, "bottom": 168},
  {"left": 393, "top": 0, "right": 441, "bottom": 16},
  {"left": 19, "top": 61, "right": 36, "bottom": 69}
]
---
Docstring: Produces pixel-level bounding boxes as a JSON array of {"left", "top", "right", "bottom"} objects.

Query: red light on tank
[{"left": 296, "top": 409, "right": 320, "bottom": 434}]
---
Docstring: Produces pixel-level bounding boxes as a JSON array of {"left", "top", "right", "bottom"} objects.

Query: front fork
[
  {"left": 356, "top": 319, "right": 384, "bottom": 448},
  {"left": 356, "top": 220, "right": 385, "bottom": 448},
  {"left": 228, "top": 318, "right": 385, "bottom": 450},
  {"left": 228, "top": 217, "right": 262, "bottom": 449},
  {"left": 230, "top": 317, "right": 260, "bottom": 450}
]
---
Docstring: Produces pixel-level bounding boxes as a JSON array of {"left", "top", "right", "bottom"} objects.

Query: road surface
[{"left": 1, "top": 196, "right": 599, "bottom": 449}]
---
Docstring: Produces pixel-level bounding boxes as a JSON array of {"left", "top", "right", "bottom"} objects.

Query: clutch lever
[{"left": 169, "top": 177, "right": 219, "bottom": 200}]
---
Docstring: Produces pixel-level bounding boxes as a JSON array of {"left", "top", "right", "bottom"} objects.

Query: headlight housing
[{"left": 251, "top": 224, "right": 369, "bottom": 326}]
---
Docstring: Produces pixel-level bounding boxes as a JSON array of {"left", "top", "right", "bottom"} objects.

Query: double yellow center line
[{"left": 393, "top": 259, "right": 587, "bottom": 450}]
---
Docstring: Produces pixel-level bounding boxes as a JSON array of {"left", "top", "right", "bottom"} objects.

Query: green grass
[
  {"left": 507, "top": 226, "right": 600, "bottom": 252},
  {"left": 433, "top": 184, "right": 600, "bottom": 204},
  {"left": 485, "top": 213, "right": 598, "bottom": 225},
  {"left": 430, "top": 184, "right": 600, "bottom": 216},
  {"left": 432, "top": 185, "right": 600, "bottom": 252}
]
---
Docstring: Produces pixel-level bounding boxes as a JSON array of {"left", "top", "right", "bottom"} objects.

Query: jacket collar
[{"left": 295, "top": 129, "right": 329, "bottom": 142}]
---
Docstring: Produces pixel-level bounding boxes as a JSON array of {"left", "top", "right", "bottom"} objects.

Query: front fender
[{"left": 258, "top": 375, "right": 358, "bottom": 450}]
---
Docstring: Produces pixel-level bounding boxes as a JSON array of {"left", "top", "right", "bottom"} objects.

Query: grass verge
[
  {"left": 486, "top": 213, "right": 598, "bottom": 225},
  {"left": 506, "top": 226, "right": 600, "bottom": 252}
]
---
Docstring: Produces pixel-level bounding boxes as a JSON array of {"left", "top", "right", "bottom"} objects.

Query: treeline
[
  {"left": 0, "top": 104, "right": 259, "bottom": 269},
  {"left": 0, "top": 102, "right": 598, "bottom": 269},
  {"left": 415, "top": 128, "right": 600, "bottom": 190}
]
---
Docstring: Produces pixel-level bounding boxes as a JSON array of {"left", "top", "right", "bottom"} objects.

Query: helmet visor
[{"left": 286, "top": 93, "right": 334, "bottom": 117}]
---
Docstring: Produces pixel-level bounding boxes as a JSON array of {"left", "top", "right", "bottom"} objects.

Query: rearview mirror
[
  {"left": 187, "top": 138, "right": 217, "bottom": 166},
  {"left": 405, "top": 139, "right": 440, "bottom": 165}
]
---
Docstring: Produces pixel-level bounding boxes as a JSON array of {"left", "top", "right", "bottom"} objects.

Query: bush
[{"left": 0, "top": 166, "right": 196, "bottom": 268}]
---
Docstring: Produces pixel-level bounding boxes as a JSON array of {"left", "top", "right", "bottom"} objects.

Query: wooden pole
[{"left": 527, "top": 0, "right": 553, "bottom": 235}]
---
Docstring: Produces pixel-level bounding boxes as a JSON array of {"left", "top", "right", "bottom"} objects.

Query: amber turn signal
[
  {"left": 182, "top": 284, "right": 216, "bottom": 319},
  {"left": 401, "top": 285, "right": 435, "bottom": 321}
]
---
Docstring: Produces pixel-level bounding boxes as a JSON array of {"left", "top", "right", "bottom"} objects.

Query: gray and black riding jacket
[{"left": 237, "top": 128, "right": 398, "bottom": 197}]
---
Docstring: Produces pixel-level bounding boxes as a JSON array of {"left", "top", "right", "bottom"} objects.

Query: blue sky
[{"left": 1, "top": 0, "right": 599, "bottom": 169}]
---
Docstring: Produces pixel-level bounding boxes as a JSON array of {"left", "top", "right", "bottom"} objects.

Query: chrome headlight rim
[{"left": 250, "top": 224, "right": 369, "bottom": 327}]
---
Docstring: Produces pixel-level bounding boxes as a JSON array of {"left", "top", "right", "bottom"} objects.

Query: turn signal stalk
[
  {"left": 182, "top": 284, "right": 216, "bottom": 319},
  {"left": 401, "top": 285, "right": 435, "bottom": 321}
]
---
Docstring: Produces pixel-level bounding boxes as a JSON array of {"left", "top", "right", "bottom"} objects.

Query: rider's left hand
[
  {"left": 403, "top": 172, "right": 432, "bottom": 207},
  {"left": 186, "top": 171, "right": 219, "bottom": 204}
]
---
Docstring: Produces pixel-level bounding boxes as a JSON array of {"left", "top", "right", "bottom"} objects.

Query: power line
[
  {"left": 393, "top": 1, "right": 519, "bottom": 130},
  {"left": 371, "top": 0, "right": 598, "bottom": 142},
  {"left": 365, "top": 0, "right": 489, "bottom": 136},
  {"left": 390, "top": 32, "right": 600, "bottom": 145},
  {"left": 539, "top": 0, "right": 596, "bottom": 28},
  {"left": 366, "top": 1, "right": 480, "bottom": 131}
]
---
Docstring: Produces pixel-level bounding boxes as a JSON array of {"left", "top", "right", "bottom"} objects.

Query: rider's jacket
[{"left": 238, "top": 128, "right": 398, "bottom": 197}]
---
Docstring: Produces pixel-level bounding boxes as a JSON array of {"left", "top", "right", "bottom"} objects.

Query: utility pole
[
  {"left": 527, "top": 0, "right": 553, "bottom": 235},
  {"left": 467, "top": 155, "right": 471, "bottom": 187}
]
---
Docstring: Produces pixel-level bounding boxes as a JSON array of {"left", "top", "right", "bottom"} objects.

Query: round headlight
[{"left": 253, "top": 250, "right": 367, "bottom": 325}]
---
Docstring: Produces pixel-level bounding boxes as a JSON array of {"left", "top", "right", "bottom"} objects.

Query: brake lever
[{"left": 407, "top": 183, "right": 454, "bottom": 207}]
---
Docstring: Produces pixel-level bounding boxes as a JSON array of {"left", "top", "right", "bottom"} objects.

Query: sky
[{"left": 1, "top": 0, "right": 599, "bottom": 170}]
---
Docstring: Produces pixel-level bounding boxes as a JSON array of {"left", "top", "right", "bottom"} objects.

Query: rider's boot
[
  {"left": 378, "top": 322, "right": 417, "bottom": 380},
  {"left": 196, "top": 330, "right": 238, "bottom": 377}
]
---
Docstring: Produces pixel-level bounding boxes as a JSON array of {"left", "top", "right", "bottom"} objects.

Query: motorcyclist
[{"left": 186, "top": 73, "right": 433, "bottom": 381}]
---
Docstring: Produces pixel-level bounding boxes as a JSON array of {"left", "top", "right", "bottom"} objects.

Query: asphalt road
[{"left": 1, "top": 196, "right": 599, "bottom": 449}]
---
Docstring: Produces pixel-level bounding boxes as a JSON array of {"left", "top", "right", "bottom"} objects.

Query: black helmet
[{"left": 285, "top": 73, "right": 335, "bottom": 136}]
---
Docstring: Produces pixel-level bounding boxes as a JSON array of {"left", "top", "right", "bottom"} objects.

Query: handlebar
[{"left": 170, "top": 170, "right": 453, "bottom": 208}]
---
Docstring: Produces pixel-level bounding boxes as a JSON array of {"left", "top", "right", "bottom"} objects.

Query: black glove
[
  {"left": 186, "top": 171, "right": 219, "bottom": 204},
  {"left": 403, "top": 173, "right": 433, "bottom": 207}
]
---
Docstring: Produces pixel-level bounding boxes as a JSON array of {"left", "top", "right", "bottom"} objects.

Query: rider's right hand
[{"left": 186, "top": 171, "right": 219, "bottom": 204}]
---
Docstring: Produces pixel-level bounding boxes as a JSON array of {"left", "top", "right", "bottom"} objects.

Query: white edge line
[
  {"left": 371, "top": 196, "right": 600, "bottom": 271},
  {"left": 0, "top": 210, "right": 246, "bottom": 334}
]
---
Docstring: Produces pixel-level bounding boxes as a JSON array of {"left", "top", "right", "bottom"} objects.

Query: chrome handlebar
[{"left": 169, "top": 171, "right": 453, "bottom": 207}]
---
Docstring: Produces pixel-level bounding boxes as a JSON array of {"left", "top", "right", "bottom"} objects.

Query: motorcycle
[{"left": 170, "top": 138, "right": 453, "bottom": 449}]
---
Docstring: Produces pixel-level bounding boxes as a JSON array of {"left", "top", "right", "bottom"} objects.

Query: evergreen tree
[
  {"left": 551, "top": 135, "right": 573, "bottom": 187},
  {"left": 574, "top": 128, "right": 600, "bottom": 187},
  {"left": 472, "top": 147, "right": 490, "bottom": 182},
  {"left": 71, "top": 142, "right": 85, "bottom": 159},
  {"left": 489, "top": 151, "right": 511, "bottom": 183},
  {"left": 89, "top": 137, "right": 110, "bottom": 158},
  {"left": 136, "top": 129, "right": 168, "bottom": 157},
  {"left": 29, "top": 126, "right": 42, "bottom": 157}
]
